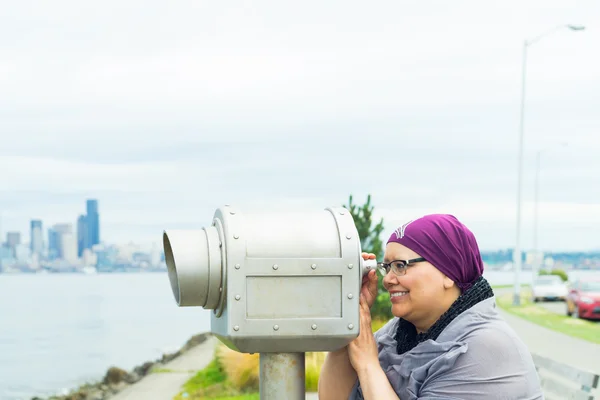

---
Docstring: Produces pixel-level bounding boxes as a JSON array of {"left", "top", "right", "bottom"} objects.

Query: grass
[
  {"left": 492, "top": 284, "right": 530, "bottom": 289},
  {"left": 176, "top": 318, "right": 390, "bottom": 399},
  {"left": 496, "top": 287, "right": 600, "bottom": 344},
  {"left": 151, "top": 367, "right": 176, "bottom": 373}
]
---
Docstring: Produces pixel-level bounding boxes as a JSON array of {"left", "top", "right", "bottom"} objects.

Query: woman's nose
[{"left": 382, "top": 270, "right": 396, "bottom": 289}]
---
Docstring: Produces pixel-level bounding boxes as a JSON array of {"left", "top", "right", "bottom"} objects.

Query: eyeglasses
[{"left": 376, "top": 257, "right": 426, "bottom": 277}]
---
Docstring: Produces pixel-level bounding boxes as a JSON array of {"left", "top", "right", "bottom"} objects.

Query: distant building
[
  {"left": 77, "top": 215, "right": 87, "bottom": 257},
  {"left": 86, "top": 199, "right": 100, "bottom": 249},
  {"left": 47, "top": 228, "right": 60, "bottom": 260},
  {"left": 82, "top": 248, "right": 97, "bottom": 267},
  {"left": 30, "top": 219, "right": 43, "bottom": 256},
  {"left": 61, "top": 232, "right": 78, "bottom": 264},
  {"left": 15, "top": 244, "right": 30, "bottom": 264},
  {"left": 49, "top": 223, "right": 72, "bottom": 259},
  {"left": 0, "top": 245, "right": 14, "bottom": 268},
  {"left": 6, "top": 232, "right": 21, "bottom": 257}
]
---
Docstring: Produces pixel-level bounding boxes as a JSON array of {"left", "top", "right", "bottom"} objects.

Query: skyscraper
[
  {"left": 49, "top": 224, "right": 72, "bottom": 259},
  {"left": 86, "top": 199, "right": 100, "bottom": 249},
  {"left": 77, "top": 215, "right": 87, "bottom": 257},
  {"left": 47, "top": 228, "right": 60, "bottom": 260},
  {"left": 6, "top": 232, "right": 20, "bottom": 258},
  {"left": 30, "top": 219, "right": 43, "bottom": 256}
]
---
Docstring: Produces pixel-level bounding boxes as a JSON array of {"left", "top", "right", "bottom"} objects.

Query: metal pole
[
  {"left": 532, "top": 150, "right": 541, "bottom": 284},
  {"left": 514, "top": 40, "right": 528, "bottom": 306},
  {"left": 259, "top": 352, "right": 305, "bottom": 400},
  {"left": 513, "top": 24, "right": 582, "bottom": 306}
]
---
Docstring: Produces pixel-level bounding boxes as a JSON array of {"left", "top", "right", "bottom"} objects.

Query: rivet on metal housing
[
  {"left": 348, "top": 264, "right": 353, "bottom": 269},
  {"left": 311, "top": 264, "right": 317, "bottom": 270},
  {"left": 235, "top": 295, "right": 241, "bottom": 301},
  {"left": 348, "top": 324, "right": 354, "bottom": 330},
  {"left": 272, "top": 264, "right": 279, "bottom": 270},
  {"left": 233, "top": 234, "right": 239, "bottom": 239},
  {"left": 273, "top": 325, "right": 279, "bottom": 331},
  {"left": 311, "top": 324, "right": 318, "bottom": 330},
  {"left": 234, "top": 325, "right": 239, "bottom": 331},
  {"left": 230, "top": 211, "right": 236, "bottom": 215},
  {"left": 235, "top": 264, "right": 241, "bottom": 269},
  {"left": 346, "top": 233, "right": 352, "bottom": 239},
  {"left": 347, "top": 293, "right": 353, "bottom": 299}
]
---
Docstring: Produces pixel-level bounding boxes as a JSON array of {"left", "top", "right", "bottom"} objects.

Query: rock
[
  {"left": 88, "top": 390, "right": 105, "bottom": 400},
  {"left": 180, "top": 332, "right": 211, "bottom": 352},
  {"left": 103, "top": 367, "right": 130, "bottom": 385},
  {"left": 133, "top": 361, "right": 155, "bottom": 377},
  {"left": 124, "top": 372, "right": 140, "bottom": 384},
  {"left": 109, "top": 382, "right": 128, "bottom": 393}
]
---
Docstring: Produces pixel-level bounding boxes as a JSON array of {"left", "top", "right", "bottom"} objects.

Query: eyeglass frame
[{"left": 376, "top": 257, "right": 427, "bottom": 276}]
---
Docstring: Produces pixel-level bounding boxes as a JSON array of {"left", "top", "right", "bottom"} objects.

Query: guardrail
[{"left": 532, "top": 353, "right": 599, "bottom": 400}]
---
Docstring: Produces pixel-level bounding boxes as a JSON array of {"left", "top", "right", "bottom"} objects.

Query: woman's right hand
[{"left": 361, "top": 252, "right": 379, "bottom": 309}]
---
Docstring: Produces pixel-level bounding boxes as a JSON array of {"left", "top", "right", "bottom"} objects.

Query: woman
[{"left": 318, "top": 214, "right": 543, "bottom": 400}]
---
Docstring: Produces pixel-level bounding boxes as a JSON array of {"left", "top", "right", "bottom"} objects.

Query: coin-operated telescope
[{"left": 163, "top": 205, "right": 378, "bottom": 400}]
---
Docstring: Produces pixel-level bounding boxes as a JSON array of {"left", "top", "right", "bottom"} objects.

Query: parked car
[
  {"left": 566, "top": 278, "right": 600, "bottom": 320},
  {"left": 531, "top": 275, "right": 568, "bottom": 302}
]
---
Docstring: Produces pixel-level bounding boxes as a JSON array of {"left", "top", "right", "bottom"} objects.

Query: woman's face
[{"left": 382, "top": 242, "right": 459, "bottom": 332}]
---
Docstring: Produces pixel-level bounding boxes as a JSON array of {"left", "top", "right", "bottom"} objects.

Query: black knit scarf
[{"left": 394, "top": 276, "right": 494, "bottom": 355}]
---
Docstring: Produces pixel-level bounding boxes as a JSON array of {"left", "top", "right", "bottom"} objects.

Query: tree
[
  {"left": 343, "top": 194, "right": 393, "bottom": 321},
  {"left": 539, "top": 268, "right": 569, "bottom": 282}
]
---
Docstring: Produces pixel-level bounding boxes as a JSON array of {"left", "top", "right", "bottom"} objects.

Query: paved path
[
  {"left": 497, "top": 307, "right": 600, "bottom": 374},
  {"left": 111, "top": 337, "right": 217, "bottom": 400}
]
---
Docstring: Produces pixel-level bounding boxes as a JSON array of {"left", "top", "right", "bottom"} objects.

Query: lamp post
[
  {"left": 513, "top": 24, "right": 584, "bottom": 306},
  {"left": 531, "top": 142, "right": 568, "bottom": 284}
]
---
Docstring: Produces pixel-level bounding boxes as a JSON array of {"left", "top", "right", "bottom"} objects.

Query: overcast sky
[{"left": 1, "top": 0, "right": 599, "bottom": 252}]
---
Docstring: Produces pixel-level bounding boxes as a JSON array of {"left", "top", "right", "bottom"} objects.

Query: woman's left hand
[{"left": 348, "top": 294, "right": 380, "bottom": 374}]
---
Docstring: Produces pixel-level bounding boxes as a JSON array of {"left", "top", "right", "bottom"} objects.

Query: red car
[{"left": 566, "top": 278, "right": 600, "bottom": 320}]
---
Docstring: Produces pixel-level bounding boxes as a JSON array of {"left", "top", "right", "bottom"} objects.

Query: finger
[{"left": 370, "top": 269, "right": 378, "bottom": 281}]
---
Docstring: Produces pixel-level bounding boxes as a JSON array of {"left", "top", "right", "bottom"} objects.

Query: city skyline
[
  {"left": 1, "top": 198, "right": 101, "bottom": 259},
  {"left": 2, "top": 193, "right": 600, "bottom": 253}
]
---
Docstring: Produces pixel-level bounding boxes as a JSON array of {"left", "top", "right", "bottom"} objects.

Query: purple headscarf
[{"left": 386, "top": 214, "right": 484, "bottom": 291}]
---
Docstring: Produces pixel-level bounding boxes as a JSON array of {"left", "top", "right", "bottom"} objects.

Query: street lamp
[
  {"left": 513, "top": 24, "right": 585, "bottom": 306},
  {"left": 531, "top": 142, "right": 568, "bottom": 283}
]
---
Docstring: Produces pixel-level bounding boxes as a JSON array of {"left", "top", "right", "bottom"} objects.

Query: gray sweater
[{"left": 349, "top": 297, "right": 544, "bottom": 400}]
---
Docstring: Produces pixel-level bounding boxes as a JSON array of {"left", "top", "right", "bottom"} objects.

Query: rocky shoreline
[{"left": 32, "top": 332, "right": 212, "bottom": 400}]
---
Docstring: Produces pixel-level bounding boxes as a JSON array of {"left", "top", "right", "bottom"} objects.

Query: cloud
[{"left": 1, "top": 0, "right": 599, "bottom": 252}]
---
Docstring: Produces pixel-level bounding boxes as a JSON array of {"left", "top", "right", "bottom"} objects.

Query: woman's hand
[
  {"left": 361, "top": 252, "right": 379, "bottom": 309},
  {"left": 348, "top": 294, "right": 380, "bottom": 375}
]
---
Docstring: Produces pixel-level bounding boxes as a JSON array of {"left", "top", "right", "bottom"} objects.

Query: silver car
[{"left": 531, "top": 275, "right": 568, "bottom": 302}]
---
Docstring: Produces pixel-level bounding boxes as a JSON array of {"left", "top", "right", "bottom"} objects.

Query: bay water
[{"left": 0, "top": 273, "right": 210, "bottom": 400}]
